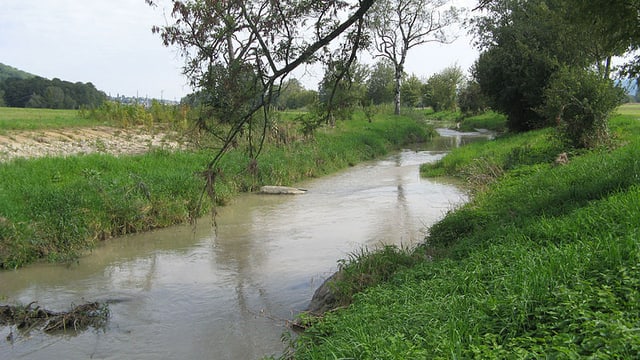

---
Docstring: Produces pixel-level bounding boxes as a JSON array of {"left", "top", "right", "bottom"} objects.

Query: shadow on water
[{"left": 0, "top": 129, "right": 492, "bottom": 360}]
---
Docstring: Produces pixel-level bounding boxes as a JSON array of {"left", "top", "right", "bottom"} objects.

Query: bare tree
[
  {"left": 368, "top": 0, "right": 459, "bottom": 115},
  {"left": 146, "top": 0, "right": 374, "bottom": 206}
]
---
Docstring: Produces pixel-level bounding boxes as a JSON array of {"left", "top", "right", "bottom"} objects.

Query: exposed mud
[{"left": 0, "top": 126, "right": 188, "bottom": 162}]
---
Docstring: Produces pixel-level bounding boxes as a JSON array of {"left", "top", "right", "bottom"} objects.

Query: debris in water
[{"left": 0, "top": 301, "right": 109, "bottom": 338}]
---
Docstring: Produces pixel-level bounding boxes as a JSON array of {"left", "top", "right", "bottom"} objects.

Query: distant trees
[
  {"left": 367, "top": 59, "right": 396, "bottom": 105},
  {"left": 400, "top": 75, "right": 425, "bottom": 108},
  {"left": 318, "top": 61, "right": 369, "bottom": 122},
  {"left": 368, "top": 0, "right": 459, "bottom": 115},
  {"left": 424, "top": 65, "right": 464, "bottom": 112},
  {"left": 0, "top": 76, "right": 106, "bottom": 109},
  {"left": 275, "top": 79, "right": 317, "bottom": 110}
]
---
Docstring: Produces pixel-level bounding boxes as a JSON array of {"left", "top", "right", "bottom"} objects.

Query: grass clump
[{"left": 292, "top": 110, "right": 640, "bottom": 359}]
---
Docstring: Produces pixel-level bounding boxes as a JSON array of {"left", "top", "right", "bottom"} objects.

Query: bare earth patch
[{"left": 0, "top": 126, "right": 188, "bottom": 162}]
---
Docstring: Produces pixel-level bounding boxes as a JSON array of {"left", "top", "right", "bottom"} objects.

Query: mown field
[
  {"left": 291, "top": 104, "right": 640, "bottom": 359},
  {"left": 0, "top": 106, "right": 436, "bottom": 269},
  {"left": 0, "top": 107, "right": 101, "bottom": 133}
]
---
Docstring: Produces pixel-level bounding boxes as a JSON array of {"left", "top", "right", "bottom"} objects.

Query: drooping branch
[{"left": 147, "top": 0, "right": 376, "bottom": 207}]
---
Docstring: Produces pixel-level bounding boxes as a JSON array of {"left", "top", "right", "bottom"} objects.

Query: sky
[{"left": 0, "top": 0, "right": 479, "bottom": 101}]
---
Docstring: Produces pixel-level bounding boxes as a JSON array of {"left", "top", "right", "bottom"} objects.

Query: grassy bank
[
  {"left": 0, "top": 110, "right": 435, "bottom": 269},
  {"left": 292, "top": 106, "right": 640, "bottom": 358}
]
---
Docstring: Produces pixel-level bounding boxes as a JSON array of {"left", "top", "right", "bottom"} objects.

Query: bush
[{"left": 541, "top": 67, "right": 625, "bottom": 148}]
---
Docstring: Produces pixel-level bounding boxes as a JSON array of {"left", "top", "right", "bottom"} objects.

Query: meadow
[
  {"left": 0, "top": 107, "right": 100, "bottom": 133},
  {"left": 291, "top": 104, "right": 640, "bottom": 358}
]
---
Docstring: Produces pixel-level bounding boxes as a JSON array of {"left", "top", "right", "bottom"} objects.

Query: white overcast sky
[{"left": 0, "top": 0, "right": 479, "bottom": 101}]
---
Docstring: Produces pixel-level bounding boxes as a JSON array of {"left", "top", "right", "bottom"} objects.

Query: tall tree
[
  {"left": 146, "top": 0, "right": 375, "bottom": 202},
  {"left": 367, "top": 0, "right": 459, "bottom": 115},
  {"left": 471, "top": 0, "right": 591, "bottom": 131},
  {"left": 367, "top": 59, "right": 396, "bottom": 105},
  {"left": 425, "top": 65, "right": 464, "bottom": 112}
]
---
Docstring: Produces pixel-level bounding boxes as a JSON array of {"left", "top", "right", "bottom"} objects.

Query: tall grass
[
  {"left": 0, "top": 110, "right": 434, "bottom": 269},
  {"left": 293, "top": 112, "right": 640, "bottom": 358}
]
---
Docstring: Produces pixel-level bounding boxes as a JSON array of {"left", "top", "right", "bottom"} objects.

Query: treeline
[{"left": 0, "top": 76, "right": 107, "bottom": 109}]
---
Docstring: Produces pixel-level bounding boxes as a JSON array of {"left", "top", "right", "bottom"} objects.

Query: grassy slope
[
  {"left": 0, "top": 110, "right": 435, "bottom": 269},
  {"left": 293, "top": 106, "right": 640, "bottom": 359}
]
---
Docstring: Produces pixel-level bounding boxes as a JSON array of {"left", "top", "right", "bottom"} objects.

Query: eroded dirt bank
[{"left": 0, "top": 126, "right": 186, "bottom": 162}]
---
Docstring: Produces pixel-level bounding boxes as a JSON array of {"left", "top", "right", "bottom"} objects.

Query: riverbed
[{"left": 0, "top": 130, "right": 490, "bottom": 359}]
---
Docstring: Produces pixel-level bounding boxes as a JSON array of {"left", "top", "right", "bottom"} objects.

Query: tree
[
  {"left": 276, "top": 78, "right": 317, "bottom": 110},
  {"left": 471, "top": 0, "right": 592, "bottom": 132},
  {"left": 368, "top": 0, "right": 459, "bottom": 115},
  {"left": 318, "top": 60, "right": 369, "bottom": 122},
  {"left": 367, "top": 59, "right": 395, "bottom": 105},
  {"left": 400, "top": 74, "right": 424, "bottom": 108},
  {"left": 457, "top": 80, "right": 487, "bottom": 116},
  {"left": 147, "top": 0, "right": 376, "bottom": 201},
  {"left": 424, "top": 65, "right": 463, "bottom": 112}
]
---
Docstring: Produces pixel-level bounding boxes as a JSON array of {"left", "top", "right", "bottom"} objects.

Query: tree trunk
[{"left": 394, "top": 67, "right": 402, "bottom": 115}]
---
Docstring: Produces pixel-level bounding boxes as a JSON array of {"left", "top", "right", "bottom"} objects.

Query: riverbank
[
  {"left": 0, "top": 108, "right": 435, "bottom": 269},
  {"left": 291, "top": 107, "right": 640, "bottom": 358}
]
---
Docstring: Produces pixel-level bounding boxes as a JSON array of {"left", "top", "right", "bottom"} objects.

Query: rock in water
[
  {"left": 260, "top": 185, "right": 307, "bottom": 195},
  {"left": 306, "top": 272, "right": 340, "bottom": 315}
]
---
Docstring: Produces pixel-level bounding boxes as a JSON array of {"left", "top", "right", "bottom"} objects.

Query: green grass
[
  {"left": 0, "top": 107, "right": 101, "bottom": 132},
  {"left": 0, "top": 110, "right": 435, "bottom": 269},
  {"left": 459, "top": 111, "right": 507, "bottom": 133},
  {"left": 292, "top": 112, "right": 640, "bottom": 359},
  {"left": 616, "top": 102, "right": 640, "bottom": 117}
]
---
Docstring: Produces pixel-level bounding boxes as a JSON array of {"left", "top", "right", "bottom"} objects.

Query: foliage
[
  {"left": 457, "top": 79, "right": 488, "bottom": 116},
  {"left": 318, "top": 61, "right": 369, "bottom": 122},
  {"left": 367, "top": 59, "right": 396, "bottom": 105},
  {"left": 293, "top": 113, "right": 640, "bottom": 359},
  {"left": 367, "top": 0, "right": 459, "bottom": 115},
  {"left": 424, "top": 65, "right": 464, "bottom": 112},
  {"left": 400, "top": 74, "right": 424, "bottom": 108},
  {"left": 0, "top": 62, "right": 35, "bottom": 82},
  {"left": 0, "top": 76, "right": 106, "bottom": 109},
  {"left": 147, "top": 0, "right": 377, "bottom": 197},
  {"left": 472, "top": 0, "right": 640, "bottom": 133},
  {"left": 540, "top": 66, "right": 625, "bottom": 148},
  {"left": 275, "top": 79, "right": 317, "bottom": 110}
]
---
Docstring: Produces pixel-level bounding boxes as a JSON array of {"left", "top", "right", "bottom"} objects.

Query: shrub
[{"left": 541, "top": 67, "right": 625, "bottom": 148}]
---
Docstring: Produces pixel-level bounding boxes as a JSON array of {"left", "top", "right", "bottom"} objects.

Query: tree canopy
[
  {"left": 367, "top": 0, "right": 459, "bottom": 114},
  {"left": 471, "top": 0, "right": 635, "bottom": 132},
  {"left": 0, "top": 76, "right": 106, "bottom": 109}
]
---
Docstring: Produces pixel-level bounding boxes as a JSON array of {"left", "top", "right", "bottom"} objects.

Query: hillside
[{"left": 0, "top": 63, "right": 35, "bottom": 82}]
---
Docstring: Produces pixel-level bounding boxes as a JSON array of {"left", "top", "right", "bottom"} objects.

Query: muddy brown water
[{"left": 0, "top": 130, "right": 491, "bottom": 359}]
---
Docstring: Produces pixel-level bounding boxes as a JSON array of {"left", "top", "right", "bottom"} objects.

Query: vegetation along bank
[
  {"left": 290, "top": 108, "right": 640, "bottom": 358},
  {"left": 0, "top": 106, "right": 435, "bottom": 269}
]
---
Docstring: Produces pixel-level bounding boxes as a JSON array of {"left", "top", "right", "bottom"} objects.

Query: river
[{"left": 0, "top": 129, "right": 490, "bottom": 359}]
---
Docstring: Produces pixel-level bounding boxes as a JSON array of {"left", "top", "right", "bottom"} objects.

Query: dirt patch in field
[{"left": 0, "top": 126, "right": 189, "bottom": 162}]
